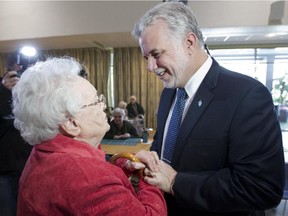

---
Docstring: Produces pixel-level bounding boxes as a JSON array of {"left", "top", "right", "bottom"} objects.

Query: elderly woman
[
  {"left": 104, "top": 107, "right": 138, "bottom": 139},
  {"left": 118, "top": 100, "right": 128, "bottom": 119},
  {"left": 13, "top": 57, "right": 166, "bottom": 216}
]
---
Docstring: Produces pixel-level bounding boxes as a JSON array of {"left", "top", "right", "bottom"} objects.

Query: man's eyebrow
[
  {"left": 150, "top": 49, "right": 157, "bottom": 54},
  {"left": 144, "top": 49, "right": 158, "bottom": 58}
]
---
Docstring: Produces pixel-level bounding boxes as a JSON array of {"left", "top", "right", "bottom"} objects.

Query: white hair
[
  {"left": 112, "top": 107, "right": 125, "bottom": 121},
  {"left": 12, "top": 57, "right": 84, "bottom": 145},
  {"left": 118, "top": 101, "right": 127, "bottom": 108}
]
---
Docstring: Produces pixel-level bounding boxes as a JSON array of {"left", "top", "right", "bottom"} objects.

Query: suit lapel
[
  {"left": 171, "top": 58, "right": 220, "bottom": 164},
  {"left": 171, "top": 85, "right": 214, "bottom": 163}
]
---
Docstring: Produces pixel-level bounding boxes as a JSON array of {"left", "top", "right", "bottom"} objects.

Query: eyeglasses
[{"left": 81, "top": 94, "right": 106, "bottom": 109}]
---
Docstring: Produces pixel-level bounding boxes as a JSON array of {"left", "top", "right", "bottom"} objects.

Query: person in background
[
  {"left": 132, "top": 2, "right": 285, "bottom": 216},
  {"left": 104, "top": 107, "right": 139, "bottom": 139},
  {"left": 118, "top": 100, "right": 129, "bottom": 120},
  {"left": 13, "top": 57, "right": 166, "bottom": 216},
  {"left": 126, "top": 95, "right": 145, "bottom": 119},
  {"left": 0, "top": 52, "right": 33, "bottom": 216}
]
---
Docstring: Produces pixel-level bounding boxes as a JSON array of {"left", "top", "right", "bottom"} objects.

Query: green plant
[{"left": 272, "top": 74, "right": 288, "bottom": 104}]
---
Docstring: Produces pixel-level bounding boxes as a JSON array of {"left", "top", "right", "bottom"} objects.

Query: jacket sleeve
[
  {"left": 137, "top": 103, "right": 145, "bottom": 115},
  {"left": 0, "top": 82, "right": 13, "bottom": 118},
  {"left": 173, "top": 84, "right": 285, "bottom": 211},
  {"left": 0, "top": 83, "right": 14, "bottom": 138},
  {"left": 72, "top": 162, "right": 167, "bottom": 216}
]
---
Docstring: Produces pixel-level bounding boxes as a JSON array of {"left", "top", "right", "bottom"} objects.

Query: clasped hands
[
  {"left": 124, "top": 150, "right": 177, "bottom": 194},
  {"left": 113, "top": 133, "right": 131, "bottom": 139}
]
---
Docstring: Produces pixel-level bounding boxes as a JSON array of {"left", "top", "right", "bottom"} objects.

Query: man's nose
[{"left": 147, "top": 56, "right": 157, "bottom": 72}]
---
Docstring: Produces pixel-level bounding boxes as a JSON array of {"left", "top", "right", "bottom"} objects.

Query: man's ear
[
  {"left": 185, "top": 32, "right": 197, "bottom": 52},
  {"left": 60, "top": 118, "right": 81, "bottom": 137}
]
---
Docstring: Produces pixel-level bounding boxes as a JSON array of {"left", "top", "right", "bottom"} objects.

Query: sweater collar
[{"left": 35, "top": 134, "right": 105, "bottom": 159}]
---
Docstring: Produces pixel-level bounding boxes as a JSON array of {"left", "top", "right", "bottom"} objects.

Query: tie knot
[{"left": 177, "top": 88, "right": 187, "bottom": 100}]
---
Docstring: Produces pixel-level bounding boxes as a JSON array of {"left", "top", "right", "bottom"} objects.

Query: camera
[
  {"left": 17, "top": 53, "right": 38, "bottom": 76},
  {"left": 7, "top": 50, "right": 38, "bottom": 77}
]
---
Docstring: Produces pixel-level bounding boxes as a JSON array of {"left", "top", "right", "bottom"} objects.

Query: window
[{"left": 210, "top": 47, "right": 288, "bottom": 130}]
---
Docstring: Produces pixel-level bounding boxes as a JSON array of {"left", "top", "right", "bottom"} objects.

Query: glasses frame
[{"left": 81, "top": 94, "right": 106, "bottom": 109}]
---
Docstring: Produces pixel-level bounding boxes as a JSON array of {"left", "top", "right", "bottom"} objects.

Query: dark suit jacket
[
  {"left": 0, "top": 82, "right": 32, "bottom": 174},
  {"left": 126, "top": 102, "right": 145, "bottom": 119},
  {"left": 151, "top": 59, "right": 285, "bottom": 216}
]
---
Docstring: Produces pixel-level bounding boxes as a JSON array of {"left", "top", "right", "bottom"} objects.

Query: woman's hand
[
  {"left": 123, "top": 150, "right": 160, "bottom": 173},
  {"left": 124, "top": 160, "right": 145, "bottom": 172},
  {"left": 123, "top": 133, "right": 131, "bottom": 138},
  {"left": 113, "top": 133, "right": 131, "bottom": 139}
]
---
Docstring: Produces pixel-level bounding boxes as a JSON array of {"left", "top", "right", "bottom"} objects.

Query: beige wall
[{"left": 0, "top": 1, "right": 280, "bottom": 42}]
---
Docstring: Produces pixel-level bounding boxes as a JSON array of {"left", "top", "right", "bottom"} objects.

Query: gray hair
[
  {"left": 132, "top": 2, "right": 204, "bottom": 47},
  {"left": 112, "top": 107, "right": 125, "bottom": 121},
  {"left": 12, "top": 57, "right": 84, "bottom": 145},
  {"left": 118, "top": 101, "right": 127, "bottom": 108}
]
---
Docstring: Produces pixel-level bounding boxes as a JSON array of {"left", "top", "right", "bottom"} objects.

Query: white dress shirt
[{"left": 160, "top": 56, "right": 213, "bottom": 160}]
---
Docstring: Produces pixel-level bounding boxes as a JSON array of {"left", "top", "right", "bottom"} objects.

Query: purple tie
[{"left": 163, "top": 88, "right": 187, "bottom": 164}]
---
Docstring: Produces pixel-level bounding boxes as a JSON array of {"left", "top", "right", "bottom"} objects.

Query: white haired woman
[
  {"left": 104, "top": 107, "right": 138, "bottom": 139},
  {"left": 13, "top": 57, "right": 166, "bottom": 216},
  {"left": 118, "top": 100, "right": 128, "bottom": 119}
]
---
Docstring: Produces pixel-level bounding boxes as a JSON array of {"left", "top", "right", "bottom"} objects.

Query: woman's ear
[{"left": 60, "top": 118, "right": 81, "bottom": 137}]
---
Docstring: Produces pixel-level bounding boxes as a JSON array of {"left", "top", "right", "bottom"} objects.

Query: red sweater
[{"left": 17, "top": 134, "right": 166, "bottom": 216}]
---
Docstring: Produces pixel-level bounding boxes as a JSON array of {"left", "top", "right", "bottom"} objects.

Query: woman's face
[
  {"left": 73, "top": 78, "right": 110, "bottom": 147},
  {"left": 113, "top": 112, "right": 123, "bottom": 126}
]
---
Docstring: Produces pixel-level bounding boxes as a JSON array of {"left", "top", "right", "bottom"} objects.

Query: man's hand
[
  {"left": 1, "top": 71, "right": 19, "bottom": 90},
  {"left": 135, "top": 150, "right": 160, "bottom": 172},
  {"left": 143, "top": 160, "right": 177, "bottom": 194},
  {"left": 125, "top": 150, "right": 177, "bottom": 194}
]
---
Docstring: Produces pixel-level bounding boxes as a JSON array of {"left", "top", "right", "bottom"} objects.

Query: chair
[{"left": 129, "top": 115, "right": 145, "bottom": 137}]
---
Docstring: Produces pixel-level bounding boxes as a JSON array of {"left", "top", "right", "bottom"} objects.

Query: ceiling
[
  {"left": 0, "top": 25, "right": 288, "bottom": 53},
  {"left": 0, "top": 1, "right": 287, "bottom": 53}
]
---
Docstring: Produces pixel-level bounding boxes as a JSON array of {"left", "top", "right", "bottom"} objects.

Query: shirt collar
[{"left": 184, "top": 55, "right": 212, "bottom": 99}]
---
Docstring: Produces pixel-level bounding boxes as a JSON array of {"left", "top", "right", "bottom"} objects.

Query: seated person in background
[
  {"left": 118, "top": 100, "right": 128, "bottom": 120},
  {"left": 13, "top": 57, "right": 166, "bottom": 216},
  {"left": 126, "top": 95, "right": 145, "bottom": 119},
  {"left": 104, "top": 107, "right": 139, "bottom": 139}
]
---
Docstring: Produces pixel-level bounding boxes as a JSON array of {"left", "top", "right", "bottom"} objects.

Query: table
[
  {"left": 101, "top": 130, "right": 155, "bottom": 155},
  {"left": 101, "top": 141, "right": 152, "bottom": 155}
]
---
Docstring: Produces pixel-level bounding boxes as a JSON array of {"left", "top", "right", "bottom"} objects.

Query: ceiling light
[{"left": 19, "top": 46, "right": 36, "bottom": 57}]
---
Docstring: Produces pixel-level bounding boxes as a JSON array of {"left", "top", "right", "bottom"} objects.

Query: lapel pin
[{"left": 198, "top": 100, "right": 202, "bottom": 107}]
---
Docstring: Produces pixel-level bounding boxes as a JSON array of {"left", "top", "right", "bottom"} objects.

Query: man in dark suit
[{"left": 132, "top": 2, "right": 285, "bottom": 216}]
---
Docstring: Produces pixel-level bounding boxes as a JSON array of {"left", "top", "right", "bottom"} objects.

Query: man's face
[
  {"left": 139, "top": 19, "right": 190, "bottom": 88},
  {"left": 130, "top": 97, "right": 136, "bottom": 104}
]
